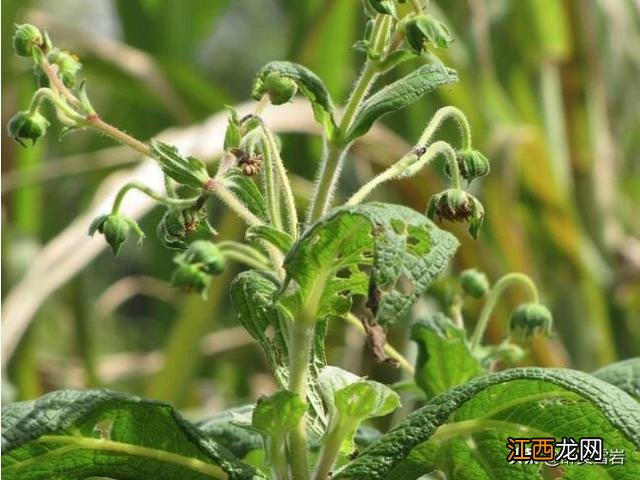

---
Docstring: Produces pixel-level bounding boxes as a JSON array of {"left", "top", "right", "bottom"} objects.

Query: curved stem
[
  {"left": 112, "top": 182, "right": 197, "bottom": 213},
  {"left": 344, "top": 313, "right": 415, "bottom": 375},
  {"left": 36, "top": 49, "right": 83, "bottom": 109},
  {"left": 313, "top": 423, "right": 350, "bottom": 480},
  {"left": 469, "top": 272, "right": 540, "bottom": 350},
  {"left": 204, "top": 181, "right": 263, "bottom": 227},
  {"left": 28, "top": 88, "right": 83, "bottom": 123},
  {"left": 417, "top": 106, "right": 472, "bottom": 150},
  {"left": 217, "top": 241, "right": 270, "bottom": 270},
  {"left": 410, "top": 0, "right": 424, "bottom": 15}
]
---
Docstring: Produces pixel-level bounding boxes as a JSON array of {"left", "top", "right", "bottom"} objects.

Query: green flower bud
[
  {"left": 364, "top": 0, "right": 396, "bottom": 17},
  {"left": 426, "top": 188, "right": 485, "bottom": 238},
  {"left": 176, "top": 240, "right": 226, "bottom": 275},
  {"left": 7, "top": 110, "right": 50, "bottom": 146},
  {"left": 259, "top": 72, "right": 297, "bottom": 105},
  {"left": 480, "top": 342, "right": 526, "bottom": 368},
  {"left": 156, "top": 207, "right": 215, "bottom": 250},
  {"left": 170, "top": 263, "right": 211, "bottom": 298},
  {"left": 445, "top": 150, "right": 490, "bottom": 184},
  {"left": 13, "top": 24, "right": 44, "bottom": 57},
  {"left": 89, "top": 213, "right": 145, "bottom": 256},
  {"left": 509, "top": 303, "right": 553, "bottom": 340},
  {"left": 47, "top": 49, "right": 82, "bottom": 87},
  {"left": 459, "top": 268, "right": 490, "bottom": 298},
  {"left": 405, "top": 15, "right": 452, "bottom": 54},
  {"left": 149, "top": 141, "right": 211, "bottom": 189}
]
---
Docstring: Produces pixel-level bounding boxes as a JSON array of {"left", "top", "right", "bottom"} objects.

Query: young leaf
[
  {"left": 150, "top": 141, "right": 211, "bottom": 189},
  {"left": 593, "top": 357, "right": 640, "bottom": 400},
  {"left": 282, "top": 202, "right": 459, "bottom": 329},
  {"left": 252, "top": 391, "right": 306, "bottom": 437},
  {"left": 411, "top": 313, "right": 484, "bottom": 398},
  {"left": 334, "top": 368, "right": 640, "bottom": 479},
  {"left": 245, "top": 225, "right": 294, "bottom": 253},
  {"left": 220, "top": 168, "right": 268, "bottom": 221},
  {"left": 2, "top": 389, "right": 264, "bottom": 480},
  {"left": 251, "top": 61, "right": 337, "bottom": 139},
  {"left": 229, "top": 270, "right": 328, "bottom": 435},
  {"left": 345, "top": 64, "right": 458, "bottom": 142}
]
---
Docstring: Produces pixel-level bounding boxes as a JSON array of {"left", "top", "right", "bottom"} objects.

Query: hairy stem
[
  {"left": 217, "top": 241, "right": 271, "bottom": 270},
  {"left": 112, "top": 182, "right": 197, "bottom": 213},
  {"left": 204, "top": 181, "right": 263, "bottom": 227},
  {"left": 313, "top": 423, "right": 350, "bottom": 480},
  {"left": 87, "top": 115, "right": 152, "bottom": 157},
  {"left": 417, "top": 106, "right": 472, "bottom": 150},
  {"left": 260, "top": 135, "right": 283, "bottom": 230},
  {"left": 469, "top": 272, "right": 540, "bottom": 350},
  {"left": 270, "top": 433, "right": 289, "bottom": 480}
]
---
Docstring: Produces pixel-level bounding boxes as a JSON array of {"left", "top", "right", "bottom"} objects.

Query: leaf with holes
[
  {"left": 1, "top": 389, "right": 264, "bottom": 480},
  {"left": 411, "top": 313, "right": 484, "bottom": 398},
  {"left": 281, "top": 202, "right": 459, "bottom": 328},
  {"left": 334, "top": 368, "right": 640, "bottom": 480},
  {"left": 229, "top": 270, "right": 328, "bottom": 435}
]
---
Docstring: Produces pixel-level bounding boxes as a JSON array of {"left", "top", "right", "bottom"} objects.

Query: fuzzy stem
[
  {"left": 28, "top": 87, "right": 83, "bottom": 123},
  {"left": 204, "top": 181, "right": 263, "bottom": 227},
  {"left": 36, "top": 50, "right": 83, "bottom": 109},
  {"left": 469, "top": 273, "right": 540, "bottom": 350},
  {"left": 270, "top": 434, "right": 289, "bottom": 480},
  {"left": 313, "top": 423, "right": 350, "bottom": 480},
  {"left": 87, "top": 115, "right": 151, "bottom": 157},
  {"left": 260, "top": 135, "right": 283, "bottom": 230},
  {"left": 417, "top": 106, "right": 473, "bottom": 150},
  {"left": 112, "top": 182, "right": 197, "bottom": 213},
  {"left": 217, "top": 241, "right": 270, "bottom": 270}
]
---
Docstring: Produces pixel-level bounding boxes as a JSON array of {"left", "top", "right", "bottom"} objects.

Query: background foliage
[{"left": 2, "top": 0, "right": 639, "bottom": 419}]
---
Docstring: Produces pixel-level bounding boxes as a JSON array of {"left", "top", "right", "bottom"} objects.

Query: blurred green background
[{"left": 2, "top": 0, "right": 639, "bottom": 413}]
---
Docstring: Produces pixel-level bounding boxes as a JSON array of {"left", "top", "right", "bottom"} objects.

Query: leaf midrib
[{"left": 4, "top": 434, "right": 228, "bottom": 479}]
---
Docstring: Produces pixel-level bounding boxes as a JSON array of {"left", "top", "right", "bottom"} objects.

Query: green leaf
[
  {"left": 282, "top": 202, "right": 459, "bottom": 328},
  {"left": 411, "top": 313, "right": 484, "bottom": 398},
  {"left": 2, "top": 389, "right": 264, "bottom": 480},
  {"left": 252, "top": 391, "right": 306, "bottom": 436},
  {"left": 319, "top": 366, "right": 399, "bottom": 453},
  {"left": 220, "top": 168, "right": 268, "bottom": 221},
  {"left": 335, "top": 368, "right": 640, "bottom": 480},
  {"left": 251, "top": 61, "right": 337, "bottom": 139},
  {"left": 229, "top": 270, "right": 328, "bottom": 435},
  {"left": 593, "top": 358, "right": 640, "bottom": 400},
  {"left": 150, "top": 141, "right": 211, "bottom": 189},
  {"left": 197, "top": 406, "right": 262, "bottom": 459},
  {"left": 346, "top": 64, "right": 458, "bottom": 141},
  {"left": 245, "top": 225, "right": 294, "bottom": 253}
]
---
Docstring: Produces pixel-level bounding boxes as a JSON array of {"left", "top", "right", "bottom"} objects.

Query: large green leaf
[
  {"left": 335, "top": 368, "right": 640, "bottom": 479},
  {"left": 411, "top": 313, "right": 484, "bottom": 398},
  {"left": 593, "top": 358, "right": 640, "bottom": 400},
  {"left": 282, "top": 202, "right": 459, "bottom": 328},
  {"left": 197, "top": 406, "right": 262, "bottom": 459},
  {"left": 1, "top": 389, "right": 263, "bottom": 480},
  {"left": 345, "top": 63, "right": 458, "bottom": 141}
]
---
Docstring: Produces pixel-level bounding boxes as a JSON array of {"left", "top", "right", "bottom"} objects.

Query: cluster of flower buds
[
  {"left": 88, "top": 213, "right": 145, "bottom": 256},
  {"left": 405, "top": 14, "right": 452, "bottom": 54},
  {"left": 459, "top": 268, "right": 490, "bottom": 298},
  {"left": 445, "top": 149, "right": 490, "bottom": 184},
  {"left": 426, "top": 188, "right": 485, "bottom": 238},
  {"left": 157, "top": 207, "right": 215, "bottom": 250},
  {"left": 170, "top": 241, "right": 226, "bottom": 298},
  {"left": 509, "top": 303, "right": 553, "bottom": 340}
]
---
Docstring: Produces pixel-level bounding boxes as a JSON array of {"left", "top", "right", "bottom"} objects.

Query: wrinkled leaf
[
  {"left": 252, "top": 391, "right": 306, "bottom": 436},
  {"left": 197, "top": 406, "right": 262, "bottom": 459},
  {"left": 593, "top": 357, "right": 640, "bottom": 400},
  {"left": 346, "top": 64, "right": 458, "bottom": 141},
  {"left": 411, "top": 313, "right": 484, "bottom": 398},
  {"left": 1, "top": 389, "right": 263, "bottom": 480},
  {"left": 335, "top": 368, "right": 640, "bottom": 479},
  {"left": 251, "top": 61, "right": 337, "bottom": 139},
  {"left": 220, "top": 168, "right": 268, "bottom": 221}
]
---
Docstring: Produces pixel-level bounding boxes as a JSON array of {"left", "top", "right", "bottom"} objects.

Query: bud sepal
[
  {"left": 509, "top": 303, "right": 553, "bottom": 340},
  {"left": 426, "top": 188, "right": 485, "bottom": 238},
  {"left": 89, "top": 213, "right": 145, "bottom": 256},
  {"left": 7, "top": 110, "right": 50, "bottom": 146},
  {"left": 459, "top": 268, "right": 490, "bottom": 298}
]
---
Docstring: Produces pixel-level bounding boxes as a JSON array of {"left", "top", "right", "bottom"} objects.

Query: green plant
[{"left": 3, "top": 4, "right": 639, "bottom": 479}]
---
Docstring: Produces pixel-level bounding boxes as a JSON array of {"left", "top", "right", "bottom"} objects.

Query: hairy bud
[
  {"left": 459, "top": 268, "right": 490, "bottom": 298},
  {"left": 445, "top": 150, "right": 490, "bottom": 184},
  {"left": 426, "top": 189, "right": 485, "bottom": 238},
  {"left": 156, "top": 207, "right": 215, "bottom": 250},
  {"left": 7, "top": 110, "right": 50, "bottom": 146},
  {"left": 47, "top": 49, "right": 82, "bottom": 87},
  {"left": 258, "top": 72, "right": 298, "bottom": 105},
  {"left": 177, "top": 240, "right": 226, "bottom": 275},
  {"left": 13, "top": 24, "right": 44, "bottom": 57},
  {"left": 170, "top": 264, "right": 211, "bottom": 298},
  {"left": 89, "top": 213, "right": 145, "bottom": 256},
  {"left": 509, "top": 303, "right": 553, "bottom": 340}
]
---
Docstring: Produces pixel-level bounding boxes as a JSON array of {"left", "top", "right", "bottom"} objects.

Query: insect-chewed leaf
[
  {"left": 411, "top": 313, "right": 484, "bottom": 398},
  {"left": 220, "top": 168, "right": 268, "bottom": 221},
  {"left": 1, "top": 389, "right": 263, "bottom": 480},
  {"left": 334, "top": 368, "right": 640, "bottom": 480},
  {"left": 229, "top": 270, "right": 328, "bottom": 435},
  {"left": 282, "top": 202, "right": 458, "bottom": 328},
  {"left": 345, "top": 64, "right": 458, "bottom": 142},
  {"left": 593, "top": 358, "right": 640, "bottom": 400},
  {"left": 251, "top": 61, "right": 337, "bottom": 140}
]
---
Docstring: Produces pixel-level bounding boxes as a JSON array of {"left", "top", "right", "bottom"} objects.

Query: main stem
[{"left": 469, "top": 272, "right": 539, "bottom": 350}]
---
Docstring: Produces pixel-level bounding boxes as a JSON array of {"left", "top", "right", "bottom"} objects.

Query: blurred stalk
[
  {"left": 146, "top": 210, "right": 242, "bottom": 406},
  {"left": 70, "top": 275, "right": 99, "bottom": 387}
]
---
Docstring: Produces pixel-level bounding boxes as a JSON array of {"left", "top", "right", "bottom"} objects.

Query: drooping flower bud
[
  {"left": 509, "top": 303, "right": 553, "bottom": 340},
  {"left": 405, "top": 15, "right": 452, "bottom": 54},
  {"left": 47, "top": 49, "right": 82, "bottom": 87},
  {"left": 89, "top": 213, "right": 145, "bottom": 256},
  {"left": 170, "top": 263, "right": 211, "bottom": 298},
  {"left": 156, "top": 207, "right": 215, "bottom": 250},
  {"left": 445, "top": 150, "right": 490, "bottom": 184},
  {"left": 177, "top": 240, "right": 226, "bottom": 275},
  {"left": 459, "top": 268, "right": 490, "bottom": 298},
  {"left": 426, "top": 188, "right": 485, "bottom": 238},
  {"left": 13, "top": 24, "right": 44, "bottom": 57},
  {"left": 257, "top": 72, "right": 297, "bottom": 105},
  {"left": 7, "top": 110, "right": 50, "bottom": 146},
  {"left": 150, "top": 141, "right": 211, "bottom": 189}
]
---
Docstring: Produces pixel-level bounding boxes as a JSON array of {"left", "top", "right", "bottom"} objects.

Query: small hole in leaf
[
  {"left": 390, "top": 219, "right": 407, "bottom": 235},
  {"left": 336, "top": 267, "right": 352, "bottom": 279}
]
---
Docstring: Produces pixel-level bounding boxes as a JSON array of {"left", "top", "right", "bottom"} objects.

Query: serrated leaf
[
  {"left": 220, "top": 168, "right": 268, "bottom": 221},
  {"left": 345, "top": 64, "right": 458, "bottom": 141},
  {"left": 229, "top": 270, "right": 328, "bottom": 435},
  {"left": 411, "top": 313, "right": 484, "bottom": 398},
  {"left": 283, "top": 202, "right": 459, "bottom": 328},
  {"left": 1, "top": 389, "right": 264, "bottom": 480},
  {"left": 335, "top": 368, "right": 640, "bottom": 480},
  {"left": 246, "top": 225, "right": 294, "bottom": 253},
  {"left": 251, "top": 61, "right": 337, "bottom": 139},
  {"left": 593, "top": 357, "right": 640, "bottom": 400}
]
